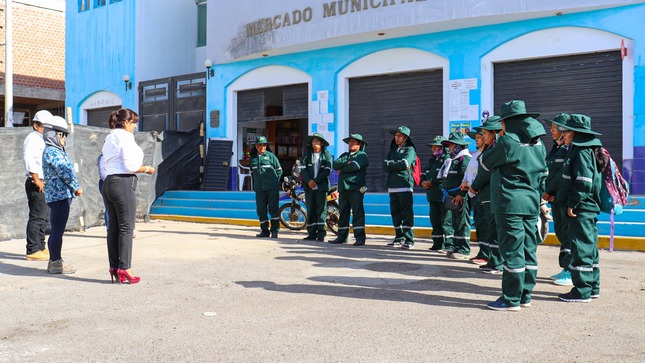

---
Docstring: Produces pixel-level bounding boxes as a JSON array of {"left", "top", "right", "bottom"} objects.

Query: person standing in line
[
  {"left": 250, "top": 136, "right": 282, "bottom": 239},
  {"left": 23, "top": 110, "right": 53, "bottom": 261},
  {"left": 481, "top": 100, "right": 547, "bottom": 311},
  {"left": 329, "top": 134, "right": 369, "bottom": 246},
  {"left": 554, "top": 114, "right": 603, "bottom": 303},
  {"left": 541, "top": 113, "right": 573, "bottom": 286},
  {"left": 301, "top": 133, "right": 333, "bottom": 242},
  {"left": 462, "top": 126, "right": 487, "bottom": 265},
  {"left": 421, "top": 135, "right": 453, "bottom": 253},
  {"left": 469, "top": 116, "right": 504, "bottom": 274},
  {"left": 438, "top": 131, "right": 471, "bottom": 259},
  {"left": 41, "top": 116, "right": 82, "bottom": 274},
  {"left": 383, "top": 126, "right": 417, "bottom": 250},
  {"left": 97, "top": 153, "right": 109, "bottom": 229},
  {"left": 102, "top": 108, "right": 155, "bottom": 284}
]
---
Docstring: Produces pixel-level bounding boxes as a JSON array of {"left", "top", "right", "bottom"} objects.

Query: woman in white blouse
[{"left": 101, "top": 108, "right": 155, "bottom": 284}]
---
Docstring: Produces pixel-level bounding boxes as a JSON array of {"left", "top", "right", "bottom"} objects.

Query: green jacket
[
  {"left": 333, "top": 148, "right": 369, "bottom": 192},
  {"left": 439, "top": 151, "right": 470, "bottom": 197},
  {"left": 556, "top": 134, "right": 602, "bottom": 212},
  {"left": 421, "top": 153, "right": 447, "bottom": 202},
  {"left": 250, "top": 150, "right": 282, "bottom": 192},
  {"left": 480, "top": 117, "right": 547, "bottom": 215},
  {"left": 301, "top": 147, "right": 333, "bottom": 192},
  {"left": 471, "top": 147, "right": 492, "bottom": 203},
  {"left": 545, "top": 143, "right": 568, "bottom": 198},
  {"left": 383, "top": 139, "right": 416, "bottom": 191}
]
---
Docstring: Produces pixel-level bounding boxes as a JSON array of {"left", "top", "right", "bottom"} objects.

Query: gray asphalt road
[{"left": 1, "top": 221, "right": 644, "bottom": 362}]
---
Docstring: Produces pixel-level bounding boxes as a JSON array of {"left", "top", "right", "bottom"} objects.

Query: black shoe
[
  {"left": 270, "top": 232, "right": 278, "bottom": 238},
  {"left": 353, "top": 240, "right": 365, "bottom": 246},
  {"left": 256, "top": 232, "right": 270, "bottom": 238},
  {"left": 316, "top": 237, "right": 325, "bottom": 242},
  {"left": 328, "top": 238, "right": 346, "bottom": 244},
  {"left": 303, "top": 236, "right": 316, "bottom": 241}
]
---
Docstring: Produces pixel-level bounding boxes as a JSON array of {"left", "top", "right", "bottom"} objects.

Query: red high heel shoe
[
  {"left": 109, "top": 268, "right": 118, "bottom": 283},
  {"left": 117, "top": 269, "right": 141, "bottom": 284}
]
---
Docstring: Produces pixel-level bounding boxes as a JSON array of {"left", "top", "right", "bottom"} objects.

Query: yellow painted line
[{"left": 150, "top": 215, "right": 645, "bottom": 252}]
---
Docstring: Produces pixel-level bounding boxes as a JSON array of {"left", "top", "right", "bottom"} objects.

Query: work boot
[
  {"left": 47, "top": 260, "right": 76, "bottom": 274},
  {"left": 26, "top": 250, "right": 49, "bottom": 261}
]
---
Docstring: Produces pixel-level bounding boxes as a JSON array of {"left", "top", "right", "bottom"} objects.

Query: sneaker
[
  {"left": 553, "top": 271, "right": 573, "bottom": 286},
  {"left": 550, "top": 269, "right": 567, "bottom": 280},
  {"left": 387, "top": 240, "right": 403, "bottom": 247},
  {"left": 451, "top": 252, "right": 470, "bottom": 260},
  {"left": 558, "top": 292, "right": 591, "bottom": 303},
  {"left": 482, "top": 267, "right": 502, "bottom": 275},
  {"left": 487, "top": 297, "right": 520, "bottom": 311},
  {"left": 401, "top": 242, "right": 414, "bottom": 250},
  {"left": 469, "top": 257, "right": 488, "bottom": 265},
  {"left": 520, "top": 302, "right": 531, "bottom": 308},
  {"left": 26, "top": 250, "right": 49, "bottom": 261},
  {"left": 428, "top": 248, "right": 447, "bottom": 254},
  {"left": 591, "top": 293, "right": 600, "bottom": 299},
  {"left": 47, "top": 259, "right": 76, "bottom": 274}
]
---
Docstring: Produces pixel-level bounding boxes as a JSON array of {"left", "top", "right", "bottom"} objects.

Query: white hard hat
[
  {"left": 44, "top": 115, "right": 69, "bottom": 133},
  {"left": 33, "top": 110, "right": 53, "bottom": 124}
]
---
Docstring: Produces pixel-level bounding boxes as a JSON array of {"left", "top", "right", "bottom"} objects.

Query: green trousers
[
  {"left": 567, "top": 210, "right": 600, "bottom": 299},
  {"left": 483, "top": 202, "right": 503, "bottom": 270},
  {"left": 552, "top": 203, "right": 571, "bottom": 271},
  {"left": 255, "top": 189, "right": 280, "bottom": 233},
  {"left": 305, "top": 189, "right": 327, "bottom": 239},
  {"left": 389, "top": 192, "right": 414, "bottom": 244},
  {"left": 495, "top": 214, "right": 539, "bottom": 307},
  {"left": 451, "top": 198, "right": 471, "bottom": 255},
  {"left": 473, "top": 203, "right": 489, "bottom": 260},
  {"left": 429, "top": 201, "right": 451, "bottom": 249},
  {"left": 337, "top": 190, "right": 366, "bottom": 242}
]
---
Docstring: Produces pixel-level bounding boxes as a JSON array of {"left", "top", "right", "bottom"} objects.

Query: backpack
[
  {"left": 412, "top": 155, "right": 422, "bottom": 186},
  {"left": 594, "top": 147, "right": 629, "bottom": 215}
]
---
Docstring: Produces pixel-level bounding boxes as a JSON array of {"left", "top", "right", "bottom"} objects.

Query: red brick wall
[{"left": 0, "top": 2, "right": 65, "bottom": 91}]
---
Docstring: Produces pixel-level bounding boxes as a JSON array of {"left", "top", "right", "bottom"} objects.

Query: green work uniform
[
  {"left": 301, "top": 146, "right": 333, "bottom": 240},
  {"left": 422, "top": 152, "right": 453, "bottom": 250},
  {"left": 545, "top": 142, "right": 570, "bottom": 271},
  {"left": 250, "top": 149, "right": 282, "bottom": 234},
  {"left": 481, "top": 117, "right": 547, "bottom": 308},
  {"left": 384, "top": 138, "right": 417, "bottom": 245},
  {"left": 439, "top": 150, "right": 471, "bottom": 255},
  {"left": 471, "top": 146, "right": 501, "bottom": 270},
  {"left": 557, "top": 134, "right": 602, "bottom": 300},
  {"left": 333, "top": 145, "right": 369, "bottom": 243}
]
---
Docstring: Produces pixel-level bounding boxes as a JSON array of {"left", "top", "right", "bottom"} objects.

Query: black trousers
[
  {"left": 103, "top": 174, "right": 137, "bottom": 270},
  {"left": 47, "top": 198, "right": 71, "bottom": 261},
  {"left": 25, "top": 178, "right": 50, "bottom": 254}
]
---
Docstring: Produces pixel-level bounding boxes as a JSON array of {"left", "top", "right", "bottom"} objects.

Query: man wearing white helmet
[{"left": 23, "top": 110, "right": 53, "bottom": 261}]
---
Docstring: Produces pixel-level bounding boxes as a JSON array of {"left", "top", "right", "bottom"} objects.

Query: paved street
[{"left": 1, "top": 220, "right": 644, "bottom": 362}]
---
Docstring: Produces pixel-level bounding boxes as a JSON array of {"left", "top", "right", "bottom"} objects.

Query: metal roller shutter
[
  {"left": 349, "top": 70, "right": 444, "bottom": 192},
  {"left": 87, "top": 106, "right": 120, "bottom": 128},
  {"left": 493, "top": 51, "right": 623, "bottom": 171}
]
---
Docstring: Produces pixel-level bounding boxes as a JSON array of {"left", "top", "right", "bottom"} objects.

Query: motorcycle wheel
[
  {"left": 279, "top": 204, "right": 307, "bottom": 230},
  {"left": 325, "top": 201, "right": 340, "bottom": 235}
]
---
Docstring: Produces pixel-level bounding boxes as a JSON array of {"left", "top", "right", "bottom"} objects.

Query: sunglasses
[{"left": 57, "top": 132, "right": 69, "bottom": 140}]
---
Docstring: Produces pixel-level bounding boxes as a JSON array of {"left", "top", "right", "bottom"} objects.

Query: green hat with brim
[
  {"left": 480, "top": 115, "right": 503, "bottom": 131},
  {"left": 467, "top": 127, "right": 482, "bottom": 139},
  {"left": 499, "top": 100, "right": 540, "bottom": 121},
  {"left": 388, "top": 125, "right": 413, "bottom": 140},
  {"left": 427, "top": 135, "right": 446, "bottom": 147},
  {"left": 343, "top": 133, "right": 368, "bottom": 145},
  {"left": 307, "top": 132, "right": 329, "bottom": 147},
  {"left": 254, "top": 136, "right": 268, "bottom": 145},
  {"left": 555, "top": 114, "right": 601, "bottom": 136},
  {"left": 543, "top": 113, "right": 571, "bottom": 128},
  {"left": 441, "top": 131, "right": 470, "bottom": 146}
]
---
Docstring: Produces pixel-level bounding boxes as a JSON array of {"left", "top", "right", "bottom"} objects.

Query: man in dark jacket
[
  {"left": 384, "top": 126, "right": 417, "bottom": 249},
  {"left": 421, "top": 135, "right": 453, "bottom": 252},
  {"left": 250, "top": 136, "right": 282, "bottom": 238},
  {"left": 330, "top": 134, "right": 369, "bottom": 246},
  {"left": 301, "top": 133, "right": 333, "bottom": 242}
]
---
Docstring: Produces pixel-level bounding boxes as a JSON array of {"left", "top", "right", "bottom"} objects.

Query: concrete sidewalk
[{"left": 1, "top": 221, "right": 644, "bottom": 362}]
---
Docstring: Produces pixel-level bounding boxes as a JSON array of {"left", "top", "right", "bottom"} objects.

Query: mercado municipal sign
[{"left": 246, "top": 0, "right": 426, "bottom": 37}]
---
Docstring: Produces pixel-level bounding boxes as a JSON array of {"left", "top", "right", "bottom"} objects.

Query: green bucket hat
[
  {"left": 254, "top": 136, "right": 268, "bottom": 145},
  {"left": 467, "top": 127, "right": 482, "bottom": 140},
  {"left": 427, "top": 135, "right": 446, "bottom": 147},
  {"left": 441, "top": 131, "right": 470, "bottom": 146},
  {"left": 556, "top": 114, "right": 601, "bottom": 136},
  {"left": 307, "top": 132, "right": 329, "bottom": 147},
  {"left": 343, "top": 133, "right": 368, "bottom": 145},
  {"left": 480, "top": 115, "right": 503, "bottom": 131},
  {"left": 388, "top": 125, "right": 413, "bottom": 140},
  {"left": 499, "top": 100, "right": 540, "bottom": 120},
  {"left": 543, "top": 113, "right": 571, "bottom": 127}
]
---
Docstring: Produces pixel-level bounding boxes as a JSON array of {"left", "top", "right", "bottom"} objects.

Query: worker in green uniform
[
  {"left": 383, "top": 126, "right": 417, "bottom": 249},
  {"left": 463, "top": 127, "right": 486, "bottom": 265},
  {"left": 542, "top": 113, "right": 573, "bottom": 286},
  {"left": 438, "top": 131, "right": 471, "bottom": 259},
  {"left": 469, "top": 116, "right": 504, "bottom": 274},
  {"left": 301, "top": 133, "right": 333, "bottom": 242},
  {"left": 329, "top": 134, "right": 369, "bottom": 246},
  {"left": 421, "top": 135, "right": 453, "bottom": 252},
  {"left": 249, "top": 136, "right": 282, "bottom": 238},
  {"left": 554, "top": 114, "right": 603, "bottom": 303},
  {"left": 481, "top": 100, "right": 547, "bottom": 311}
]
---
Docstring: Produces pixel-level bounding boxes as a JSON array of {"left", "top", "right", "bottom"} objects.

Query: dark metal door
[{"left": 203, "top": 139, "right": 233, "bottom": 191}]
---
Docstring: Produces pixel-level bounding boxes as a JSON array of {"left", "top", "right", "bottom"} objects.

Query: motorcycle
[{"left": 278, "top": 160, "right": 340, "bottom": 235}]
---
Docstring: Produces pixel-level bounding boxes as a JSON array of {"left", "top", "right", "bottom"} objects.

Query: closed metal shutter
[
  {"left": 203, "top": 139, "right": 233, "bottom": 191},
  {"left": 493, "top": 51, "right": 623, "bottom": 171},
  {"left": 87, "top": 106, "right": 120, "bottom": 128},
  {"left": 349, "top": 70, "right": 444, "bottom": 192}
]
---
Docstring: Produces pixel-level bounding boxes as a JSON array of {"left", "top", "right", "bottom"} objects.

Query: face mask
[{"left": 432, "top": 149, "right": 443, "bottom": 158}]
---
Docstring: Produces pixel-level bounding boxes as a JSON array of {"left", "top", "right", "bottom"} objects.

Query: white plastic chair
[{"left": 238, "top": 164, "right": 253, "bottom": 191}]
